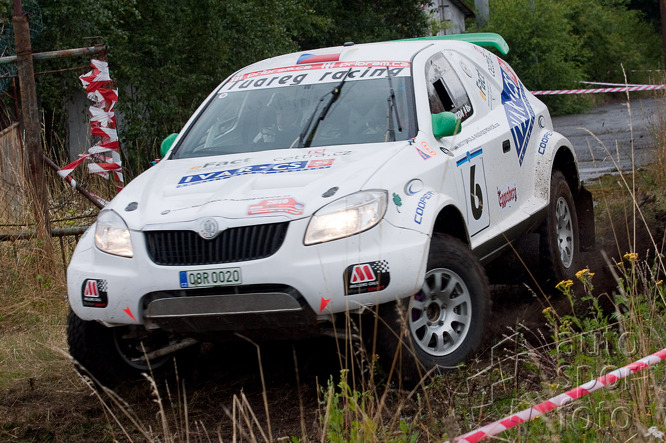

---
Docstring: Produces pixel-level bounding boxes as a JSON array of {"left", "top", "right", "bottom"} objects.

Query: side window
[{"left": 425, "top": 52, "right": 473, "bottom": 122}]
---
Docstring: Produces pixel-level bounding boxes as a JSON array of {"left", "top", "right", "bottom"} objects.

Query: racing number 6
[
  {"left": 469, "top": 164, "right": 483, "bottom": 220},
  {"left": 459, "top": 153, "right": 489, "bottom": 236}
]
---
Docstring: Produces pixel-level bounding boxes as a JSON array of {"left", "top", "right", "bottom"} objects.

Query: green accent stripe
[{"left": 398, "top": 32, "right": 509, "bottom": 55}]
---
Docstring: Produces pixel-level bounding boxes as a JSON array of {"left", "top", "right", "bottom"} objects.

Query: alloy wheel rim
[
  {"left": 409, "top": 268, "right": 472, "bottom": 357},
  {"left": 555, "top": 196, "right": 574, "bottom": 268}
]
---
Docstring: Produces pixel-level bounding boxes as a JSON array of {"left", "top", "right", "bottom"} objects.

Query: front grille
[{"left": 144, "top": 222, "right": 289, "bottom": 266}]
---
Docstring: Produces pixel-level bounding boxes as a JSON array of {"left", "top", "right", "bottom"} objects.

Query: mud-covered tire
[
  {"left": 377, "top": 234, "right": 489, "bottom": 384},
  {"left": 67, "top": 309, "right": 171, "bottom": 387},
  {"left": 539, "top": 170, "right": 579, "bottom": 284}
]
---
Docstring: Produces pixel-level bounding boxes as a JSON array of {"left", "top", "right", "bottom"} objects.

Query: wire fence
[{"left": 0, "top": 120, "right": 111, "bottom": 276}]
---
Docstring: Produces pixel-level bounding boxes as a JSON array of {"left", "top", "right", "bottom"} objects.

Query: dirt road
[{"left": 553, "top": 95, "right": 663, "bottom": 181}]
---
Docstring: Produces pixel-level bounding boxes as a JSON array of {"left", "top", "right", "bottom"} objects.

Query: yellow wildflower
[
  {"left": 623, "top": 252, "right": 639, "bottom": 262},
  {"left": 555, "top": 279, "right": 574, "bottom": 292},
  {"left": 575, "top": 268, "right": 595, "bottom": 281}
]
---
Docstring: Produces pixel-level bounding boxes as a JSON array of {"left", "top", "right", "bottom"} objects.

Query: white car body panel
[{"left": 68, "top": 37, "right": 579, "bottom": 335}]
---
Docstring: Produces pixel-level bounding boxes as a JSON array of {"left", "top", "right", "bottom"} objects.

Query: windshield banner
[{"left": 223, "top": 61, "right": 410, "bottom": 92}]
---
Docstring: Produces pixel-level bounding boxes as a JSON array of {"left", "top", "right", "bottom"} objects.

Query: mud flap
[{"left": 575, "top": 185, "right": 595, "bottom": 251}]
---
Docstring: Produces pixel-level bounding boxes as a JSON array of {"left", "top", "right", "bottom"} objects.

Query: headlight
[
  {"left": 94, "top": 210, "right": 134, "bottom": 257},
  {"left": 304, "top": 190, "right": 387, "bottom": 245}
]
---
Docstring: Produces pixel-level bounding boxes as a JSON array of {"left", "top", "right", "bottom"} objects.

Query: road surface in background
[{"left": 553, "top": 95, "right": 663, "bottom": 182}]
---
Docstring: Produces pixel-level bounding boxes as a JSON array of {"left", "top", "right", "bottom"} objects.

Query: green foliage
[
  {"left": 3, "top": 1, "right": 428, "bottom": 176},
  {"left": 474, "top": 0, "right": 662, "bottom": 114},
  {"left": 320, "top": 370, "right": 421, "bottom": 442},
  {"left": 297, "top": 0, "right": 428, "bottom": 49}
]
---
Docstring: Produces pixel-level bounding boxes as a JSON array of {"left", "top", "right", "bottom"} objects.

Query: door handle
[{"left": 502, "top": 140, "right": 511, "bottom": 153}]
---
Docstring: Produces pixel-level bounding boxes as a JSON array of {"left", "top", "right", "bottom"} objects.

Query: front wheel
[
  {"left": 539, "top": 170, "right": 579, "bottom": 284},
  {"left": 67, "top": 310, "right": 173, "bottom": 387},
  {"left": 377, "top": 234, "right": 489, "bottom": 383}
]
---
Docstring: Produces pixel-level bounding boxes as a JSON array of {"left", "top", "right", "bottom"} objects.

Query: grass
[{"left": 0, "top": 93, "right": 665, "bottom": 441}]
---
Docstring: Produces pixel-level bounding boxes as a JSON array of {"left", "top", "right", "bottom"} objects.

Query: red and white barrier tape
[
  {"left": 58, "top": 59, "right": 123, "bottom": 194},
  {"left": 532, "top": 84, "right": 666, "bottom": 95},
  {"left": 449, "top": 347, "right": 666, "bottom": 443}
]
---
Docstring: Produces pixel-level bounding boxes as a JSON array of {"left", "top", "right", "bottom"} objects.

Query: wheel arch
[
  {"left": 552, "top": 145, "right": 580, "bottom": 193},
  {"left": 432, "top": 204, "right": 470, "bottom": 246}
]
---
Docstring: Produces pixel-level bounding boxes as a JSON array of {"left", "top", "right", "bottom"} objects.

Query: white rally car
[{"left": 67, "top": 33, "right": 593, "bottom": 385}]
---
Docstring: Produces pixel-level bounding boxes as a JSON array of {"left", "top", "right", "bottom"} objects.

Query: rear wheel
[
  {"left": 67, "top": 310, "right": 172, "bottom": 387},
  {"left": 540, "top": 170, "right": 579, "bottom": 284},
  {"left": 377, "top": 234, "right": 489, "bottom": 384}
]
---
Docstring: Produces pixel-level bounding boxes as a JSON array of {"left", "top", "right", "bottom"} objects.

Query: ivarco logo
[{"left": 344, "top": 260, "right": 390, "bottom": 295}]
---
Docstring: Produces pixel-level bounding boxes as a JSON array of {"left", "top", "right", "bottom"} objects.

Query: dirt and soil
[{"left": 1, "top": 99, "right": 664, "bottom": 442}]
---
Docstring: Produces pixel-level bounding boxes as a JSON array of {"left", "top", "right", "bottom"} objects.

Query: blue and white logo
[{"left": 501, "top": 69, "right": 535, "bottom": 166}]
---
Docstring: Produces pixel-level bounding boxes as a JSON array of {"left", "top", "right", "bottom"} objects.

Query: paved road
[{"left": 552, "top": 96, "right": 663, "bottom": 182}]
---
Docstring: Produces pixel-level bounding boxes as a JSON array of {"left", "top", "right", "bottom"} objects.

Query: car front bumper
[{"left": 67, "top": 219, "right": 430, "bottom": 334}]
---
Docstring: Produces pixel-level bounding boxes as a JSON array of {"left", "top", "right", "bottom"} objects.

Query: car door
[{"left": 424, "top": 50, "right": 521, "bottom": 247}]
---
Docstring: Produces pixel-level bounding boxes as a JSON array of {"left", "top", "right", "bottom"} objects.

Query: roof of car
[{"left": 237, "top": 33, "right": 509, "bottom": 75}]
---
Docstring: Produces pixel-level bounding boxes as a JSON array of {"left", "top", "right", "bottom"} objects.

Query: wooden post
[
  {"left": 661, "top": 0, "right": 666, "bottom": 71},
  {"left": 13, "top": 0, "right": 52, "bottom": 255}
]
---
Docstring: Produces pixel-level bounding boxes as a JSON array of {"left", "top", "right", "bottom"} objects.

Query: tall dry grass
[{"left": 0, "top": 91, "right": 665, "bottom": 441}]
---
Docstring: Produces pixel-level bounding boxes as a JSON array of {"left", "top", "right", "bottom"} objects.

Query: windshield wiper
[
  {"left": 297, "top": 69, "right": 351, "bottom": 148},
  {"left": 385, "top": 66, "right": 403, "bottom": 142}
]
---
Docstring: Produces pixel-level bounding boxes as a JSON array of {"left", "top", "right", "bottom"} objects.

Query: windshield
[{"left": 171, "top": 64, "right": 414, "bottom": 159}]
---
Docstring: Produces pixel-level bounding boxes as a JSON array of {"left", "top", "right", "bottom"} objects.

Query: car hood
[{"left": 110, "top": 144, "right": 406, "bottom": 230}]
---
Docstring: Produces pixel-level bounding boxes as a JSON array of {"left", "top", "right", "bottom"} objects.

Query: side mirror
[
  {"left": 160, "top": 133, "right": 179, "bottom": 158},
  {"left": 432, "top": 112, "right": 461, "bottom": 138}
]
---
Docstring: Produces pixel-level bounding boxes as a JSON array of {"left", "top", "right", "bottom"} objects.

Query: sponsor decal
[
  {"left": 486, "top": 54, "right": 497, "bottom": 78},
  {"left": 453, "top": 123, "right": 500, "bottom": 150},
  {"left": 472, "top": 44, "right": 487, "bottom": 58},
  {"left": 177, "top": 159, "right": 335, "bottom": 188},
  {"left": 497, "top": 184, "right": 518, "bottom": 209},
  {"left": 420, "top": 141, "right": 437, "bottom": 157},
  {"left": 123, "top": 306, "right": 137, "bottom": 322},
  {"left": 392, "top": 193, "right": 402, "bottom": 212},
  {"left": 414, "top": 146, "right": 432, "bottom": 160},
  {"left": 458, "top": 149, "right": 490, "bottom": 235},
  {"left": 189, "top": 158, "right": 252, "bottom": 170},
  {"left": 414, "top": 191, "right": 435, "bottom": 224},
  {"left": 538, "top": 131, "right": 553, "bottom": 155},
  {"left": 297, "top": 53, "right": 341, "bottom": 64},
  {"left": 456, "top": 148, "right": 484, "bottom": 167},
  {"left": 273, "top": 149, "right": 351, "bottom": 161},
  {"left": 471, "top": 46, "right": 496, "bottom": 78},
  {"left": 476, "top": 69, "right": 488, "bottom": 101},
  {"left": 224, "top": 61, "right": 410, "bottom": 92},
  {"left": 307, "top": 159, "right": 334, "bottom": 168},
  {"left": 499, "top": 58, "right": 535, "bottom": 166},
  {"left": 82, "top": 279, "right": 108, "bottom": 308},
  {"left": 453, "top": 103, "right": 473, "bottom": 121},
  {"left": 344, "top": 260, "right": 390, "bottom": 294},
  {"left": 404, "top": 178, "right": 423, "bottom": 196},
  {"left": 248, "top": 198, "right": 304, "bottom": 215},
  {"left": 319, "top": 297, "right": 331, "bottom": 312}
]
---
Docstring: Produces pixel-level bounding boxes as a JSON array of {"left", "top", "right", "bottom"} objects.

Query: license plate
[{"left": 179, "top": 267, "right": 242, "bottom": 288}]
